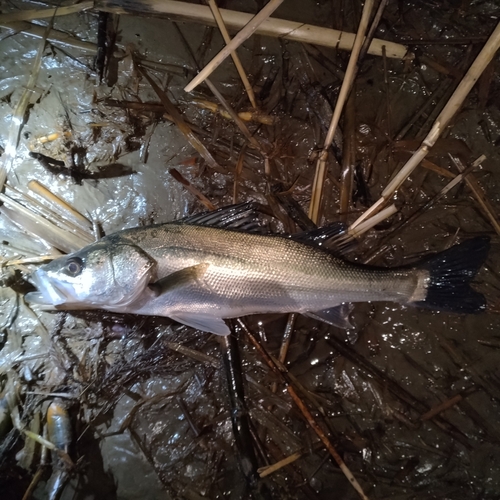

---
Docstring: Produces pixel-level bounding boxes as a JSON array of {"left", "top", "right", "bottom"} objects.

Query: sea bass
[{"left": 26, "top": 204, "right": 490, "bottom": 335}]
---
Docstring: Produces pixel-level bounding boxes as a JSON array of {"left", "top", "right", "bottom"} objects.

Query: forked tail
[{"left": 416, "top": 236, "right": 490, "bottom": 313}]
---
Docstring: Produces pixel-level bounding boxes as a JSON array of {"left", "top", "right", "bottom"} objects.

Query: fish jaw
[{"left": 27, "top": 268, "right": 71, "bottom": 306}]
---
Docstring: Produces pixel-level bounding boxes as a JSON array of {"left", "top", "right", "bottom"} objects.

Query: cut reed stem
[
  {"left": 308, "top": 0, "right": 374, "bottom": 224},
  {"left": 206, "top": 0, "right": 257, "bottom": 108},
  {"left": 0, "top": 2, "right": 93, "bottom": 23},
  {"left": 350, "top": 21, "right": 500, "bottom": 230},
  {"left": 185, "top": 0, "right": 284, "bottom": 92},
  {"left": 96, "top": 0, "right": 408, "bottom": 59}
]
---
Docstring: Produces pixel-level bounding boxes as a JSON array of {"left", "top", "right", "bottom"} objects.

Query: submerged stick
[
  {"left": 351, "top": 21, "right": 500, "bottom": 230},
  {"left": 169, "top": 168, "right": 217, "bottom": 211},
  {"left": 220, "top": 334, "right": 273, "bottom": 499},
  {"left": 96, "top": 0, "right": 408, "bottom": 58},
  {"left": 136, "top": 63, "right": 223, "bottom": 172},
  {"left": 308, "top": 0, "right": 374, "bottom": 224},
  {"left": 239, "top": 320, "right": 370, "bottom": 500},
  {"left": 206, "top": 0, "right": 257, "bottom": 108},
  {"left": 0, "top": 194, "right": 88, "bottom": 253},
  {"left": 185, "top": 0, "right": 284, "bottom": 92}
]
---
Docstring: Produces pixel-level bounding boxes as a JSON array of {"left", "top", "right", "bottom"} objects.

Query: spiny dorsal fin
[{"left": 178, "top": 202, "right": 267, "bottom": 233}]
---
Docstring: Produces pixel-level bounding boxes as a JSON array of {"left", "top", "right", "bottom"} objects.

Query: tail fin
[{"left": 416, "top": 236, "right": 490, "bottom": 313}]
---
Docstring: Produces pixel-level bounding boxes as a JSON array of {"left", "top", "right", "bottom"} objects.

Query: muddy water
[{"left": 0, "top": 1, "right": 499, "bottom": 499}]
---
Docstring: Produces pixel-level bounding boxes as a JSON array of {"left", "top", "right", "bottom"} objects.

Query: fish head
[{"left": 26, "top": 239, "right": 156, "bottom": 309}]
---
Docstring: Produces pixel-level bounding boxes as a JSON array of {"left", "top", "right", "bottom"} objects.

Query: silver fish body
[{"left": 27, "top": 207, "right": 489, "bottom": 335}]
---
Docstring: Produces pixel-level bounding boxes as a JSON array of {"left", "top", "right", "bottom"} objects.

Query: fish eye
[{"left": 65, "top": 257, "right": 84, "bottom": 276}]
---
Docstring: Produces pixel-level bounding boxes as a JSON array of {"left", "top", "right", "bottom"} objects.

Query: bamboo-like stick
[
  {"left": 258, "top": 449, "right": 304, "bottom": 478},
  {"left": 450, "top": 154, "right": 500, "bottom": 235},
  {"left": 5, "top": 184, "right": 94, "bottom": 244},
  {"left": 0, "top": 194, "right": 88, "bottom": 253},
  {"left": 184, "top": 0, "right": 284, "bottom": 92},
  {"left": 0, "top": 21, "right": 98, "bottom": 52},
  {"left": 0, "top": 2, "right": 93, "bottom": 23},
  {"left": 96, "top": 0, "right": 408, "bottom": 59},
  {"left": 28, "top": 180, "right": 92, "bottom": 229},
  {"left": 350, "top": 21, "right": 500, "bottom": 230},
  {"left": 308, "top": 0, "right": 374, "bottom": 225},
  {"left": 347, "top": 204, "right": 397, "bottom": 239},
  {"left": 206, "top": 0, "right": 257, "bottom": 108}
]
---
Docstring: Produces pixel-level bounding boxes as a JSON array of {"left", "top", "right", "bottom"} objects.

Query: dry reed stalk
[
  {"left": 347, "top": 204, "right": 397, "bottom": 239},
  {"left": 203, "top": 79, "right": 264, "bottom": 152},
  {"left": 5, "top": 256, "right": 58, "bottom": 266},
  {"left": 96, "top": 0, "right": 408, "bottom": 58},
  {"left": 258, "top": 449, "right": 304, "bottom": 477},
  {"left": 1, "top": 21, "right": 98, "bottom": 52},
  {"left": 171, "top": 22, "right": 265, "bottom": 154},
  {"left": 5, "top": 185, "right": 94, "bottom": 244},
  {"left": 359, "top": 158, "right": 481, "bottom": 264},
  {"left": 350, "top": 21, "right": 500, "bottom": 230},
  {"left": 136, "top": 64, "right": 223, "bottom": 172},
  {"left": 192, "top": 98, "right": 274, "bottom": 124},
  {"left": 0, "top": 2, "right": 93, "bottom": 23},
  {"left": 308, "top": 0, "right": 374, "bottom": 224},
  {"left": 449, "top": 154, "right": 500, "bottom": 235},
  {"left": 0, "top": 194, "right": 88, "bottom": 253},
  {"left": 28, "top": 180, "right": 92, "bottom": 229},
  {"left": 206, "top": 0, "right": 257, "bottom": 108},
  {"left": 185, "top": 0, "right": 285, "bottom": 92}
]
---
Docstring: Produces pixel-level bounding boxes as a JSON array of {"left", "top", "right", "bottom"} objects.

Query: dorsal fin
[{"left": 178, "top": 203, "right": 267, "bottom": 233}]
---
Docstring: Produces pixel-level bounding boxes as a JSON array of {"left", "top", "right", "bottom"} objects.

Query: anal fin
[
  {"left": 170, "top": 313, "right": 230, "bottom": 336},
  {"left": 305, "top": 303, "right": 354, "bottom": 329}
]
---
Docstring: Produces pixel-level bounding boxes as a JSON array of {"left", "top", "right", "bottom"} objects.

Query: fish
[{"left": 25, "top": 204, "right": 490, "bottom": 336}]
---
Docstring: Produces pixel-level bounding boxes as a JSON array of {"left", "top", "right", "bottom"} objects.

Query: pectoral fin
[
  {"left": 306, "top": 303, "right": 354, "bottom": 329},
  {"left": 148, "top": 263, "right": 209, "bottom": 297},
  {"left": 170, "top": 313, "right": 230, "bottom": 335}
]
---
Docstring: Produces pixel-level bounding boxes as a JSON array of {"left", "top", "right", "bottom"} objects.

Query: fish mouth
[{"left": 25, "top": 269, "right": 72, "bottom": 306}]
